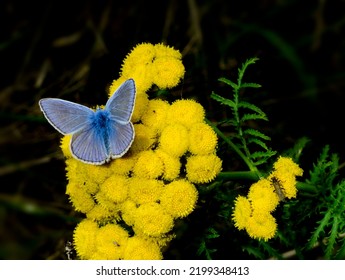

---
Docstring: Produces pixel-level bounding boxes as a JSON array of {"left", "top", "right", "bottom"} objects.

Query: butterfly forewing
[
  {"left": 39, "top": 98, "right": 93, "bottom": 135},
  {"left": 108, "top": 121, "right": 135, "bottom": 158},
  {"left": 106, "top": 79, "right": 136, "bottom": 125},
  {"left": 71, "top": 122, "right": 109, "bottom": 164}
]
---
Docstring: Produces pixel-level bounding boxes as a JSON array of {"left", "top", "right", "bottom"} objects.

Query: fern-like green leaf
[
  {"left": 218, "top": 77, "right": 238, "bottom": 89},
  {"left": 241, "top": 113, "right": 268, "bottom": 122},
  {"left": 307, "top": 210, "right": 332, "bottom": 250},
  {"left": 244, "top": 128, "right": 271, "bottom": 140},
  {"left": 325, "top": 216, "right": 339, "bottom": 259},
  {"left": 210, "top": 92, "right": 236, "bottom": 108},
  {"left": 248, "top": 138, "right": 269, "bottom": 150},
  {"left": 241, "top": 82, "right": 262, "bottom": 88},
  {"left": 238, "top": 101, "right": 267, "bottom": 116}
]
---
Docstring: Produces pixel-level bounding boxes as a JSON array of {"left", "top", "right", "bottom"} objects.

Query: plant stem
[
  {"left": 205, "top": 118, "right": 261, "bottom": 176},
  {"left": 217, "top": 171, "right": 259, "bottom": 181}
]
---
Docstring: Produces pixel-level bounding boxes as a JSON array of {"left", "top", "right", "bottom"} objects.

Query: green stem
[
  {"left": 205, "top": 118, "right": 261, "bottom": 176},
  {"left": 296, "top": 181, "right": 318, "bottom": 194},
  {"left": 216, "top": 171, "right": 260, "bottom": 181}
]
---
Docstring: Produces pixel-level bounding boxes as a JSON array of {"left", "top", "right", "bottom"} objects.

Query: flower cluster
[
  {"left": 232, "top": 156, "right": 303, "bottom": 241},
  {"left": 61, "top": 43, "right": 222, "bottom": 259}
]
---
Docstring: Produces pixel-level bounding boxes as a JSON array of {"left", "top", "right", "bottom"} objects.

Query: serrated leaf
[
  {"left": 241, "top": 113, "right": 268, "bottom": 122},
  {"left": 218, "top": 77, "right": 238, "bottom": 89},
  {"left": 211, "top": 92, "right": 236, "bottom": 108},
  {"left": 241, "top": 82, "right": 262, "bottom": 88},
  {"left": 238, "top": 101, "right": 266, "bottom": 116},
  {"left": 248, "top": 138, "right": 269, "bottom": 150},
  {"left": 244, "top": 128, "right": 271, "bottom": 140}
]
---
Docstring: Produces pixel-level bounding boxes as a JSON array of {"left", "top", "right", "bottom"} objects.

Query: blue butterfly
[{"left": 39, "top": 79, "right": 136, "bottom": 165}]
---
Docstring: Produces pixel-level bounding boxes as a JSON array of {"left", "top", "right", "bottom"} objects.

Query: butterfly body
[{"left": 39, "top": 79, "right": 136, "bottom": 165}]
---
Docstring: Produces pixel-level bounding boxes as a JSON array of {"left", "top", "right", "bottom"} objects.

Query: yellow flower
[
  {"left": 119, "top": 200, "right": 138, "bottom": 226},
  {"left": 155, "top": 149, "right": 181, "bottom": 181},
  {"left": 100, "top": 175, "right": 129, "bottom": 203},
  {"left": 141, "top": 99, "right": 170, "bottom": 134},
  {"left": 189, "top": 122, "right": 218, "bottom": 155},
  {"left": 232, "top": 196, "right": 252, "bottom": 230},
  {"left": 245, "top": 211, "right": 277, "bottom": 241},
  {"left": 159, "top": 123, "right": 189, "bottom": 157},
  {"left": 186, "top": 154, "right": 222, "bottom": 183},
  {"left": 108, "top": 155, "right": 136, "bottom": 176},
  {"left": 154, "top": 43, "right": 182, "bottom": 59},
  {"left": 60, "top": 135, "right": 72, "bottom": 158},
  {"left": 160, "top": 180, "right": 198, "bottom": 218},
  {"left": 86, "top": 204, "right": 116, "bottom": 222},
  {"left": 94, "top": 191, "right": 121, "bottom": 212},
  {"left": 66, "top": 181, "right": 95, "bottom": 213},
  {"left": 82, "top": 163, "right": 112, "bottom": 185},
  {"left": 130, "top": 124, "right": 157, "bottom": 153},
  {"left": 123, "top": 236, "right": 162, "bottom": 260},
  {"left": 248, "top": 178, "right": 279, "bottom": 212},
  {"left": 133, "top": 203, "right": 174, "bottom": 237},
  {"left": 167, "top": 99, "right": 205, "bottom": 128},
  {"left": 73, "top": 219, "right": 99, "bottom": 259},
  {"left": 151, "top": 57, "right": 185, "bottom": 89},
  {"left": 273, "top": 156, "right": 303, "bottom": 177},
  {"left": 128, "top": 177, "right": 164, "bottom": 205},
  {"left": 93, "top": 223, "right": 129, "bottom": 260},
  {"left": 132, "top": 150, "right": 164, "bottom": 179},
  {"left": 121, "top": 43, "right": 156, "bottom": 92}
]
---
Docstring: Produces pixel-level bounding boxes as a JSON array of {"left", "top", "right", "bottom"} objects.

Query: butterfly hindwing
[
  {"left": 70, "top": 122, "right": 109, "bottom": 164},
  {"left": 106, "top": 79, "right": 136, "bottom": 125},
  {"left": 108, "top": 121, "right": 135, "bottom": 158},
  {"left": 39, "top": 98, "right": 93, "bottom": 135}
]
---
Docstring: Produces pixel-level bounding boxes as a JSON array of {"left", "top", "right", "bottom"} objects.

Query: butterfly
[{"left": 39, "top": 78, "right": 136, "bottom": 165}]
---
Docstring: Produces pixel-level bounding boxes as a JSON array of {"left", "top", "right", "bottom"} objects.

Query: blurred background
[{"left": 1, "top": 0, "right": 345, "bottom": 259}]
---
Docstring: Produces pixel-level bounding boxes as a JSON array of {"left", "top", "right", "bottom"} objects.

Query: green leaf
[
  {"left": 248, "top": 138, "right": 269, "bottom": 150},
  {"left": 241, "top": 82, "right": 262, "bottom": 88},
  {"left": 218, "top": 77, "right": 238, "bottom": 89},
  {"left": 238, "top": 101, "right": 267, "bottom": 116},
  {"left": 211, "top": 92, "right": 236, "bottom": 108},
  {"left": 241, "top": 113, "right": 268, "bottom": 122},
  {"left": 244, "top": 128, "right": 271, "bottom": 140}
]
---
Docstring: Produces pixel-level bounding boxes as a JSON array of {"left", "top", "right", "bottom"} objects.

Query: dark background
[{"left": 1, "top": 0, "right": 345, "bottom": 259}]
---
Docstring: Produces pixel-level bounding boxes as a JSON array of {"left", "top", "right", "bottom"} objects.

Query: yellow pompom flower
[
  {"left": 86, "top": 204, "right": 116, "bottom": 222},
  {"left": 159, "top": 123, "right": 189, "bottom": 157},
  {"left": 268, "top": 171, "right": 298, "bottom": 199},
  {"left": 232, "top": 196, "right": 252, "bottom": 230},
  {"left": 245, "top": 211, "right": 277, "bottom": 241},
  {"left": 100, "top": 175, "right": 129, "bottom": 204},
  {"left": 108, "top": 155, "right": 136, "bottom": 176},
  {"left": 186, "top": 154, "right": 222, "bottom": 183},
  {"left": 93, "top": 223, "right": 129, "bottom": 260},
  {"left": 83, "top": 164, "right": 111, "bottom": 185},
  {"left": 273, "top": 156, "right": 303, "bottom": 177},
  {"left": 130, "top": 124, "right": 157, "bottom": 153},
  {"left": 128, "top": 177, "right": 164, "bottom": 205},
  {"left": 121, "top": 43, "right": 156, "bottom": 92},
  {"left": 154, "top": 43, "right": 182, "bottom": 59},
  {"left": 73, "top": 219, "right": 99, "bottom": 259},
  {"left": 141, "top": 99, "right": 170, "bottom": 134},
  {"left": 60, "top": 135, "right": 72, "bottom": 158},
  {"left": 167, "top": 99, "right": 205, "bottom": 128},
  {"left": 119, "top": 200, "right": 138, "bottom": 226},
  {"left": 94, "top": 191, "right": 121, "bottom": 212},
  {"left": 248, "top": 178, "right": 279, "bottom": 213},
  {"left": 151, "top": 57, "right": 185, "bottom": 89},
  {"left": 160, "top": 180, "right": 198, "bottom": 218},
  {"left": 189, "top": 122, "right": 218, "bottom": 155},
  {"left": 155, "top": 149, "right": 181, "bottom": 181},
  {"left": 132, "top": 150, "right": 164, "bottom": 179},
  {"left": 123, "top": 236, "right": 163, "bottom": 260},
  {"left": 133, "top": 203, "right": 174, "bottom": 237},
  {"left": 66, "top": 181, "right": 95, "bottom": 213}
]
